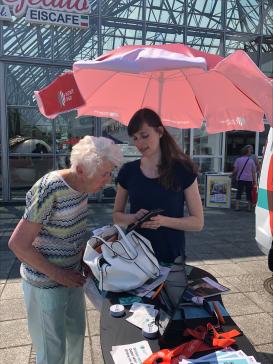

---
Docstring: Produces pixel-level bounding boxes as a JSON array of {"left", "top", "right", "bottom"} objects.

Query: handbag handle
[
  {"left": 92, "top": 234, "right": 137, "bottom": 261},
  {"left": 130, "top": 232, "right": 160, "bottom": 278},
  {"left": 113, "top": 224, "right": 139, "bottom": 258},
  {"left": 114, "top": 225, "right": 160, "bottom": 278}
]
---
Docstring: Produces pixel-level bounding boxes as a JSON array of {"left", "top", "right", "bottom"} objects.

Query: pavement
[{"left": 0, "top": 202, "right": 272, "bottom": 364}]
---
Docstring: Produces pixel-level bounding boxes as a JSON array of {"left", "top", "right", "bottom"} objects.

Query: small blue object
[
  {"left": 119, "top": 296, "right": 142, "bottom": 305},
  {"left": 173, "top": 301, "right": 229, "bottom": 320},
  {"left": 185, "top": 301, "right": 229, "bottom": 319}
]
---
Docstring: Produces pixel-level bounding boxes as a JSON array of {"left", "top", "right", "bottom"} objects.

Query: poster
[{"left": 205, "top": 174, "right": 231, "bottom": 208}]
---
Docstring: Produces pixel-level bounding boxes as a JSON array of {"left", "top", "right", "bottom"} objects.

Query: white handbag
[{"left": 83, "top": 224, "right": 160, "bottom": 292}]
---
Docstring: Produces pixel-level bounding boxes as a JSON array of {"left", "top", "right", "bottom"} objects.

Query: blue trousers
[
  {"left": 22, "top": 281, "right": 85, "bottom": 364},
  {"left": 236, "top": 180, "right": 253, "bottom": 202}
]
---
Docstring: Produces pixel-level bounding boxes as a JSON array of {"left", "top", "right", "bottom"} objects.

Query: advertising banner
[{"left": 205, "top": 174, "right": 231, "bottom": 209}]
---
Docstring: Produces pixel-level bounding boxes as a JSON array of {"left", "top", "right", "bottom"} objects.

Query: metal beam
[{"left": 0, "top": 62, "right": 10, "bottom": 201}]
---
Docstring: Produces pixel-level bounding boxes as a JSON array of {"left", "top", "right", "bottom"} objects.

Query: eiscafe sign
[
  {"left": 0, "top": 4, "right": 12, "bottom": 20},
  {"left": 1, "top": 0, "right": 90, "bottom": 28}
]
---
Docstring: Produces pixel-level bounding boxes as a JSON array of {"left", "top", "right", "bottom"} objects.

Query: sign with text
[
  {"left": 0, "top": 5, "right": 12, "bottom": 21},
  {"left": 2, "top": 0, "right": 90, "bottom": 28},
  {"left": 205, "top": 174, "right": 231, "bottom": 209}
]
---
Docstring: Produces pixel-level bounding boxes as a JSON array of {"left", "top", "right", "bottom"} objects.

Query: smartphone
[{"left": 127, "top": 208, "right": 164, "bottom": 232}]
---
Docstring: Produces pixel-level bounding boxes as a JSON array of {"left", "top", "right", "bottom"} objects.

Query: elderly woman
[{"left": 8, "top": 136, "right": 122, "bottom": 364}]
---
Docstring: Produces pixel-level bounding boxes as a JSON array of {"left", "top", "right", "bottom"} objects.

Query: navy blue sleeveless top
[{"left": 117, "top": 159, "right": 196, "bottom": 262}]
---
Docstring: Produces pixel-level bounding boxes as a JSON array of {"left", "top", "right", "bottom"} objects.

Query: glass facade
[{"left": 0, "top": 0, "right": 272, "bottom": 201}]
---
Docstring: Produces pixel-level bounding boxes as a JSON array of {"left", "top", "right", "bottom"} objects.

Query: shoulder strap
[{"left": 238, "top": 157, "right": 250, "bottom": 180}]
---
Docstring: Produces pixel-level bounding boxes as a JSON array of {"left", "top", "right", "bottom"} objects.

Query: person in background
[
  {"left": 113, "top": 108, "right": 204, "bottom": 265},
  {"left": 8, "top": 136, "right": 122, "bottom": 364},
  {"left": 233, "top": 145, "right": 257, "bottom": 212},
  {"left": 245, "top": 144, "right": 260, "bottom": 178}
]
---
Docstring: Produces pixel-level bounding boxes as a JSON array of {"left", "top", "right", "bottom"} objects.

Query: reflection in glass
[
  {"left": 7, "top": 65, "right": 68, "bottom": 107},
  {"left": 53, "top": 24, "right": 99, "bottom": 61},
  {"left": 100, "top": 118, "right": 137, "bottom": 199},
  {"left": 183, "top": 130, "right": 191, "bottom": 155},
  {"left": 10, "top": 155, "right": 53, "bottom": 198},
  {"left": 258, "top": 124, "right": 270, "bottom": 156},
  {"left": 3, "top": 19, "right": 52, "bottom": 58},
  {"left": 193, "top": 129, "right": 222, "bottom": 156},
  {"left": 260, "top": 42, "right": 273, "bottom": 78},
  {"left": 101, "top": 118, "right": 129, "bottom": 144},
  {"left": 8, "top": 108, "right": 53, "bottom": 150},
  {"left": 56, "top": 113, "right": 96, "bottom": 153},
  {"left": 193, "top": 157, "right": 222, "bottom": 174},
  {"left": 56, "top": 155, "right": 71, "bottom": 170}
]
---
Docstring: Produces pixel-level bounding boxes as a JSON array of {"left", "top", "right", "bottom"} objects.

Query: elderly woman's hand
[{"left": 50, "top": 267, "right": 86, "bottom": 287}]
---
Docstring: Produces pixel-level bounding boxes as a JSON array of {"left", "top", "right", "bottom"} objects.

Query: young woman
[
  {"left": 8, "top": 136, "right": 122, "bottom": 364},
  {"left": 113, "top": 108, "right": 204, "bottom": 264}
]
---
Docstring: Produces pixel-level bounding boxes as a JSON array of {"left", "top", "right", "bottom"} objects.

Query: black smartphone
[{"left": 127, "top": 208, "right": 164, "bottom": 232}]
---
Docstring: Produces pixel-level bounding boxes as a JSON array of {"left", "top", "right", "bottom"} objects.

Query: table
[{"left": 100, "top": 265, "right": 258, "bottom": 364}]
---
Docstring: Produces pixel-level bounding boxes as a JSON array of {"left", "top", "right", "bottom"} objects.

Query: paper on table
[
  {"left": 111, "top": 340, "right": 152, "bottom": 364},
  {"left": 185, "top": 348, "right": 235, "bottom": 362},
  {"left": 180, "top": 357, "right": 260, "bottom": 364},
  {"left": 129, "top": 303, "right": 155, "bottom": 313},
  {"left": 178, "top": 350, "right": 260, "bottom": 364},
  {"left": 126, "top": 306, "right": 158, "bottom": 329}
]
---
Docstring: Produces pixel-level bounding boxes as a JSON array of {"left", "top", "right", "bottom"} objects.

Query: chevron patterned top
[{"left": 21, "top": 171, "right": 88, "bottom": 288}]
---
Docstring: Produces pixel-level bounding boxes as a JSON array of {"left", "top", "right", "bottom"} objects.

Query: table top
[{"left": 100, "top": 264, "right": 258, "bottom": 364}]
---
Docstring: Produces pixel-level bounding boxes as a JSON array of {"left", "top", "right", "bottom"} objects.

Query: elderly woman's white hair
[{"left": 70, "top": 136, "right": 123, "bottom": 177}]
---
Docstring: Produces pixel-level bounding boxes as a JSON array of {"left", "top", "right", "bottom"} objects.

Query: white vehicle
[{"left": 255, "top": 127, "right": 273, "bottom": 271}]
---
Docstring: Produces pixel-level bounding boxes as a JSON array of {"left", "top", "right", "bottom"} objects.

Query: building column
[{"left": 0, "top": 61, "right": 10, "bottom": 201}]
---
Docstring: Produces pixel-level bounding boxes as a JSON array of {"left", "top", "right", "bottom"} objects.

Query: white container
[
  {"left": 110, "top": 304, "right": 125, "bottom": 317},
  {"left": 142, "top": 322, "right": 158, "bottom": 339}
]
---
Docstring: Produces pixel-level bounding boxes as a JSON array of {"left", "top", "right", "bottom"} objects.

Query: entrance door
[{"left": 225, "top": 131, "right": 256, "bottom": 172}]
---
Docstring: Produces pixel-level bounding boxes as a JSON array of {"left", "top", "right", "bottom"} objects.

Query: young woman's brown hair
[{"left": 128, "top": 108, "right": 197, "bottom": 191}]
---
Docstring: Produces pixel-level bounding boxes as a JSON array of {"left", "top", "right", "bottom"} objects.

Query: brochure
[
  {"left": 179, "top": 349, "right": 260, "bottom": 364},
  {"left": 184, "top": 277, "right": 230, "bottom": 300},
  {"left": 110, "top": 340, "right": 152, "bottom": 364},
  {"left": 126, "top": 304, "right": 158, "bottom": 329},
  {"left": 128, "top": 266, "right": 170, "bottom": 297}
]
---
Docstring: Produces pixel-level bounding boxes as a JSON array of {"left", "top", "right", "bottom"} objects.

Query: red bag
[{"left": 251, "top": 184, "right": 258, "bottom": 205}]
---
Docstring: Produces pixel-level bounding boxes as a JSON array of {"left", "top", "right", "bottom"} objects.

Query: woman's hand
[
  {"left": 141, "top": 214, "right": 166, "bottom": 230},
  {"left": 133, "top": 209, "right": 149, "bottom": 222},
  {"left": 50, "top": 267, "right": 86, "bottom": 288}
]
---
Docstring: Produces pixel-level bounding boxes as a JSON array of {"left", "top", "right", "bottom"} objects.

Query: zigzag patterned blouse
[{"left": 21, "top": 171, "right": 88, "bottom": 288}]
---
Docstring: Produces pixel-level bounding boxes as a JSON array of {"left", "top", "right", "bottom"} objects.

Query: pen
[
  {"left": 151, "top": 282, "right": 164, "bottom": 300},
  {"left": 212, "top": 301, "right": 225, "bottom": 325}
]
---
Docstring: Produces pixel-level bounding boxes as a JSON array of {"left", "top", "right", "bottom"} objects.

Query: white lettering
[{"left": 3, "top": 0, "right": 90, "bottom": 17}]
